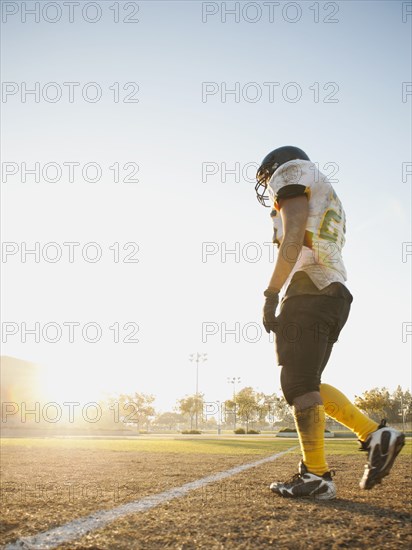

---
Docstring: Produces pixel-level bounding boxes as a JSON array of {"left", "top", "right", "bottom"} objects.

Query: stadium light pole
[
  {"left": 216, "top": 400, "right": 221, "bottom": 435},
  {"left": 227, "top": 377, "right": 241, "bottom": 431},
  {"left": 189, "top": 352, "right": 208, "bottom": 430}
]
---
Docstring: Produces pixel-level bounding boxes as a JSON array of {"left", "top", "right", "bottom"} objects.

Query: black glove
[{"left": 262, "top": 288, "right": 279, "bottom": 334}]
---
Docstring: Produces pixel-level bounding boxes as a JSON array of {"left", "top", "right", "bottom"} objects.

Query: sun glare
[{"left": 38, "top": 365, "right": 106, "bottom": 404}]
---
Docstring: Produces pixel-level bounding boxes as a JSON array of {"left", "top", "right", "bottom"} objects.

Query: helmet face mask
[
  {"left": 255, "top": 162, "right": 279, "bottom": 207},
  {"left": 255, "top": 146, "right": 310, "bottom": 207}
]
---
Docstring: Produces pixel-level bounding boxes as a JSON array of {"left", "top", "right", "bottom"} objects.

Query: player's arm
[{"left": 266, "top": 194, "right": 308, "bottom": 292}]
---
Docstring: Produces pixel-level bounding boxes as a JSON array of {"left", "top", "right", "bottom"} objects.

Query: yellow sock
[
  {"left": 294, "top": 404, "right": 328, "bottom": 476},
  {"left": 320, "top": 383, "right": 379, "bottom": 442}
]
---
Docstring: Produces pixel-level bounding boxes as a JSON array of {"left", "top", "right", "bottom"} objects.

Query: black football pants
[{"left": 274, "top": 292, "right": 352, "bottom": 405}]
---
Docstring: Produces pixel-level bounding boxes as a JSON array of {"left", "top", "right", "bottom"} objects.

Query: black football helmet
[{"left": 255, "top": 145, "right": 310, "bottom": 207}]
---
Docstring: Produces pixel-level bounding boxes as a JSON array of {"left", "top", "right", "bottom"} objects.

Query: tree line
[
  {"left": 3, "top": 385, "right": 410, "bottom": 433},
  {"left": 94, "top": 385, "right": 412, "bottom": 433}
]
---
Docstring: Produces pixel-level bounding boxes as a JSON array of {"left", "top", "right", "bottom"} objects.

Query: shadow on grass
[{"left": 306, "top": 497, "right": 410, "bottom": 522}]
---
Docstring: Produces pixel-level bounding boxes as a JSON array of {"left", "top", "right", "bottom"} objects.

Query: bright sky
[{"left": 1, "top": 1, "right": 411, "bottom": 412}]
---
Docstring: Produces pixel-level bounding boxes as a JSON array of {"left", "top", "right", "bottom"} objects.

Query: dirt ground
[{"left": 1, "top": 445, "right": 411, "bottom": 549}]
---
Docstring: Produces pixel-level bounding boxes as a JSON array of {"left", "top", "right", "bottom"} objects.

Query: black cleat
[
  {"left": 270, "top": 461, "right": 336, "bottom": 500},
  {"left": 359, "top": 419, "right": 405, "bottom": 490}
]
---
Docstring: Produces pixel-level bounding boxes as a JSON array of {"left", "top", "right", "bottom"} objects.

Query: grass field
[{"left": 1, "top": 437, "right": 411, "bottom": 549}]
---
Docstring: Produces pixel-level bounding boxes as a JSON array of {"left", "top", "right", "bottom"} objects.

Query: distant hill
[
  {"left": 1, "top": 355, "right": 45, "bottom": 403},
  {"left": 0, "top": 355, "right": 132, "bottom": 435}
]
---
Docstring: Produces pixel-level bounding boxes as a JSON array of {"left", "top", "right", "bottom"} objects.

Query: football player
[{"left": 256, "top": 146, "right": 405, "bottom": 499}]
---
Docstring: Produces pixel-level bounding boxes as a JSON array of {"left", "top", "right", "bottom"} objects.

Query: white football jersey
[{"left": 268, "top": 159, "right": 347, "bottom": 291}]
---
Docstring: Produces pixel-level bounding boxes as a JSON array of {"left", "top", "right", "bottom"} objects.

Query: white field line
[{"left": 5, "top": 446, "right": 297, "bottom": 550}]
